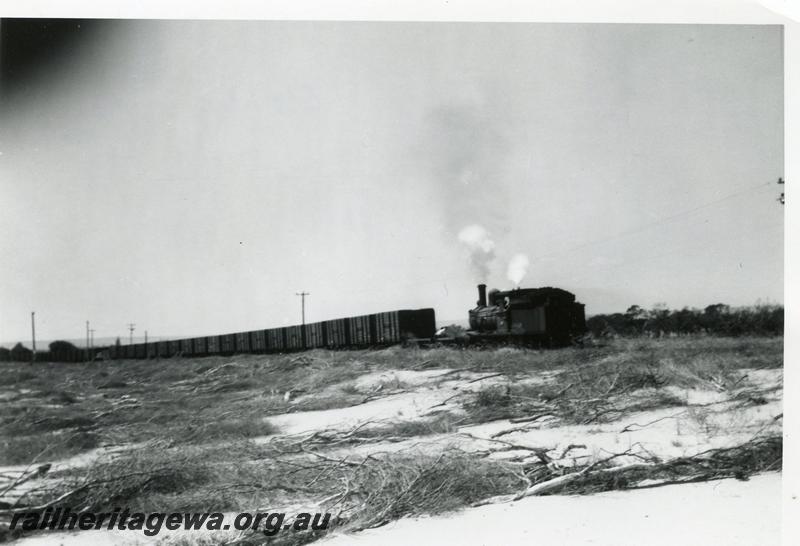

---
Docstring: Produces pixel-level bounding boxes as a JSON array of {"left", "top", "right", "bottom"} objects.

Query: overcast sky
[{"left": 0, "top": 21, "right": 783, "bottom": 344}]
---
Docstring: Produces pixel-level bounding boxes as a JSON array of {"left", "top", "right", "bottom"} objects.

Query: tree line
[
  {"left": 586, "top": 303, "right": 783, "bottom": 337},
  {"left": 0, "top": 339, "right": 98, "bottom": 363}
]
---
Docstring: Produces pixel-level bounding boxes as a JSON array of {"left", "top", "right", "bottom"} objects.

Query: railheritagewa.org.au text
[{"left": 10, "top": 508, "right": 331, "bottom": 536}]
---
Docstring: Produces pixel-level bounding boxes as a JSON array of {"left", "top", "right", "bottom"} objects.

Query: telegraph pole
[
  {"left": 30, "top": 311, "right": 36, "bottom": 364},
  {"left": 86, "top": 320, "right": 90, "bottom": 362},
  {"left": 295, "top": 292, "right": 310, "bottom": 326},
  {"left": 127, "top": 323, "right": 136, "bottom": 345}
]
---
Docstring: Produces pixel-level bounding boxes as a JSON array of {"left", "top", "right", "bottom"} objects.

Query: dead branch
[
  {"left": 508, "top": 412, "right": 555, "bottom": 424},
  {"left": 518, "top": 461, "right": 655, "bottom": 499},
  {"left": 0, "top": 466, "right": 184, "bottom": 515},
  {"left": 467, "top": 373, "right": 506, "bottom": 384},
  {"left": 581, "top": 405, "right": 621, "bottom": 424},
  {"left": 364, "top": 453, "right": 445, "bottom": 528},
  {"left": 428, "top": 392, "right": 464, "bottom": 409},
  {"left": 490, "top": 418, "right": 555, "bottom": 438},
  {"left": 356, "top": 389, "right": 412, "bottom": 406},
  {"left": 620, "top": 410, "right": 687, "bottom": 433},
  {"left": 410, "top": 360, "right": 434, "bottom": 370},
  {"left": 559, "top": 444, "right": 587, "bottom": 459},
  {"left": 474, "top": 457, "right": 654, "bottom": 507},
  {"left": 300, "top": 446, "right": 363, "bottom": 467},
  {"left": 0, "top": 464, "right": 51, "bottom": 499},
  {"left": 544, "top": 382, "right": 574, "bottom": 401},
  {"left": 459, "top": 432, "right": 552, "bottom": 463}
]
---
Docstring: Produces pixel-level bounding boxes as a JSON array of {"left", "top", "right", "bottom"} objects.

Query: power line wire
[
  {"left": 529, "top": 181, "right": 776, "bottom": 265},
  {"left": 562, "top": 220, "right": 783, "bottom": 285},
  {"left": 331, "top": 181, "right": 777, "bottom": 295}
]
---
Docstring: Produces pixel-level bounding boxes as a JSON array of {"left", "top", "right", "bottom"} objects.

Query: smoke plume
[
  {"left": 417, "top": 96, "right": 514, "bottom": 284},
  {"left": 507, "top": 253, "right": 530, "bottom": 287},
  {"left": 458, "top": 224, "right": 496, "bottom": 281}
]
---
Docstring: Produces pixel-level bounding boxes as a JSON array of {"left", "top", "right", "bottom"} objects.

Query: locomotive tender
[{"left": 30, "top": 285, "right": 586, "bottom": 362}]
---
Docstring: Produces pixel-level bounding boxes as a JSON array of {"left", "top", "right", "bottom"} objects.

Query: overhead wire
[{"left": 528, "top": 180, "right": 777, "bottom": 264}]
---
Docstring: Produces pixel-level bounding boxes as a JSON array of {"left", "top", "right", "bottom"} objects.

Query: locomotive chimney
[{"left": 477, "top": 284, "right": 487, "bottom": 307}]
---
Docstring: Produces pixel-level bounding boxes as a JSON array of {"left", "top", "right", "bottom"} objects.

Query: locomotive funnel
[{"left": 477, "top": 284, "right": 487, "bottom": 307}]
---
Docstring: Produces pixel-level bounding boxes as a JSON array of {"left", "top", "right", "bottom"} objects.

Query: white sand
[
  {"left": 10, "top": 474, "right": 781, "bottom": 546},
  {"left": 263, "top": 389, "right": 452, "bottom": 436},
  {"left": 262, "top": 367, "right": 499, "bottom": 436},
  {"left": 0, "top": 445, "right": 138, "bottom": 507},
  {"left": 322, "top": 472, "right": 781, "bottom": 546},
  {"left": 352, "top": 369, "right": 457, "bottom": 391},
  {"left": 262, "top": 366, "right": 782, "bottom": 467},
  {"left": 6, "top": 368, "right": 783, "bottom": 545},
  {"left": 13, "top": 530, "right": 149, "bottom": 546}
]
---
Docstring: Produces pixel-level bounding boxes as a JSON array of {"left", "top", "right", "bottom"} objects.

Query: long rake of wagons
[{"left": 22, "top": 284, "right": 588, "bottom": 362}]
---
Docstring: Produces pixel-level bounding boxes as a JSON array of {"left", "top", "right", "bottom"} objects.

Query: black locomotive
[{"left": 467, "top": 284, "right": 586, "bottom": 346}]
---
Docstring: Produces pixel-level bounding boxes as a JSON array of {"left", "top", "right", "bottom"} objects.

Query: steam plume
[
  {"left": 507, "top": 253, "right": 530, "bottom": 287},
  {"left": 458, "top": 224, "right": 496, "bottom": 281}
]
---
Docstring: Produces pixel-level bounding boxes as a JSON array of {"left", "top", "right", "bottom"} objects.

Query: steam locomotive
[
  {"left": 12, "top": 285, "right": 586, "bottom": 362},
  {"left": 467, "top": 284, "right": 586, "bottom": 346}
]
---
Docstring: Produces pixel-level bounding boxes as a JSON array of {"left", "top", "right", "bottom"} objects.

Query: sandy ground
[
  {"left": 4, "top": 367, "right": 783, "bottom": 545},
  {"left": 13, "top": 530, "right": 148, "bottom": 546},
  {"left": 263, "top": 389, "right": 448, "bottom": 437},
  {"left": 265, "top": 367, "right": 782, "bottom": 468},
  {"left": 321, "top": 472, "right": 782, "bottom": 546},
  {"left": 9, "top": 473, "right": 781, "bottom": 546},
  {"left": 262, "top": 368, "right": 510, "bottom": 436},
  {"left": 324, "top": 393, "right": 782, "bottom": 466},
  {"left": 0, "top": 445, "right": 138, "bottom": 508}
]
